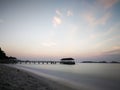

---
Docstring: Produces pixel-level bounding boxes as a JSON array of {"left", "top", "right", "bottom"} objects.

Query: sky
[{"left": 0, "top": 0, "right": 120, "bottom": 61}]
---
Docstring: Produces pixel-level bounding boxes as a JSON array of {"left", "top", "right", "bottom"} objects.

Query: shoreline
[{"left": 0, "top": 64, "right": 76, "bottom": 90}]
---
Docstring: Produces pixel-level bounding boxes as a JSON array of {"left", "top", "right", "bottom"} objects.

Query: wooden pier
[{"left": 16, "top": 60, "right": 60, "bottom": 64}]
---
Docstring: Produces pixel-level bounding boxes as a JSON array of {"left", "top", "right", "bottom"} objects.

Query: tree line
[{"left": 0, "top": 47, "right": 18, "bottom": 64}]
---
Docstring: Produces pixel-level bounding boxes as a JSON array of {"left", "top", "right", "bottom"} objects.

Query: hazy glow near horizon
[{"left": 0, "top": 0, "right": 120, "bottom": 60}]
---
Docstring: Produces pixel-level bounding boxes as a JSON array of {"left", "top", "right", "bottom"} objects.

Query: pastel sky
[{"left": 0, "top": 0, "right": 120, "bottom": 61}]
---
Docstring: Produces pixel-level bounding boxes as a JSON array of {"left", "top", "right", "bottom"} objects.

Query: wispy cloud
[
  {"left": 42, "top": 42, "right": 56, "bottom": 47},
  {"left": 92, "top": 34, "right": 119, "bottom": 53},
  {"left": 83, "top": 12, "right": 95, "bottom": 27},
  {"left": 105, "top": 22, "right": 120, "bottom": 35},
  {"left": 83, "top": 12, "right": 111, "bottom": 27},
  {"left": 96, "top": 12, "right": 112, "bottom": 25},
  {"left": 67, "top": 10, "right": 73, "bottom": 16},
  {"left": 56, "top": 10, "right": 62, "bottom": 17},
  {"left": 97, "top": 0, "right": 118, "bottom": 9},
  {"left": 52, "top": 16, "right": 62, "bottom": 27},
  {"left": 112, "top": 46, "right": 120, "bottom": 50},
  {"left": 103, "top": 48, "right": 120, "bottom": 55}
]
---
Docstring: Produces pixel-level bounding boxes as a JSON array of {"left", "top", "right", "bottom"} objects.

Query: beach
[{"left": 0, "top": 64, "right": 74, "bottom": 90}]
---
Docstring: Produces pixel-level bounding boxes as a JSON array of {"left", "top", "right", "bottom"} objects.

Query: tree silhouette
[
  {"left": 0, "top": 47, "right": 7, "bottom": 59},
  {"left": 0, "top": 47, "right": 17, "bottom": 63}
]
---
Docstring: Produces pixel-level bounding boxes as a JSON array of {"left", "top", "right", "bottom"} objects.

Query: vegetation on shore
[{"left": 0, "top": 47, "right": 18, "bottom": 64}]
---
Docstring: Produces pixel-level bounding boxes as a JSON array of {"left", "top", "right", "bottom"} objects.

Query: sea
[{"left": 10, "top": 63, "right": 120, "bottom": 90}]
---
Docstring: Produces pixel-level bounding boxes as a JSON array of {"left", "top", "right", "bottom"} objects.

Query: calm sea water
[{"left": 11, "top": 63, "right": 120, "bottom": 90}]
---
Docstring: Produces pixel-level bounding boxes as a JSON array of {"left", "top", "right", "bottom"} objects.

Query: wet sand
[{"left": 0, "top": 64, "right": 74, "bottom": 90}]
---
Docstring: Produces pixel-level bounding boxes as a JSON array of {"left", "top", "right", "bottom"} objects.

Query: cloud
[
  {"left": 103, "top": 48, "right": 120, "bottom": 55},
  {"left": 112, "top": 46, "right": 120, "bottom": 50},
  {"left": 105, "top": 22, "right": 120, "bottom": 35},
  {"left": 42, "top": 42, "right": 56, "bottom": 47},
  {"left": 83, "top": 12, "right": 95, "bottom": 27},
  {"left": 97, "top": 0, "right": 118, "bottom": 9},
  {"left": 52, "top": 16, "right": 62, "bottom": 27},
  {"left": 56, "top": 10, "right": 62, "bottom": 17},
  {"left": 67, "top": 10, "right": 73, "bottom": 16},
  {"left": 89, "top": 22, "right": 120, "bottom": 42},
  {"left": 96, "top": 12, "right": 112, "bottom": 25},
  {"left": 101, "top": 46, "right": 120, "bottom": 61},
  {"left": 83, "top": 12, "right": 111, "bottom": 27}
]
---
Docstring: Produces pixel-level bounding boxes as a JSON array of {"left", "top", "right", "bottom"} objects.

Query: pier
[{"left": 15, "top": 60, "right": 60, "bottom": 64}]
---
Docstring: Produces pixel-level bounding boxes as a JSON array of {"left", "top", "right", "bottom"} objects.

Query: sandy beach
[{"left": 0, "top": 64, "right": 74, "bottom": 90}]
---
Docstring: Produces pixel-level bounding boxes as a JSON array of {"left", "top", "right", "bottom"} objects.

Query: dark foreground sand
[{"left": 0, "top": 64, "right": 74, "bottom": 90}]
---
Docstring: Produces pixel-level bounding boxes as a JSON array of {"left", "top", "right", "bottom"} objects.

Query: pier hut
[{"left": 60, "top": 58, "right": 75, "bottom": 65}]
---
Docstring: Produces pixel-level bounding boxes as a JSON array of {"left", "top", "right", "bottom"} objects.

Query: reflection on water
[{"left": 13, "top": 63, "right": 120, "bottom": 90}]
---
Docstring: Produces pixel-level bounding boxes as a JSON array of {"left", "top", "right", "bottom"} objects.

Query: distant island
[{"left": 81, "top": 60, "right": 120, "bottom": 63}]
